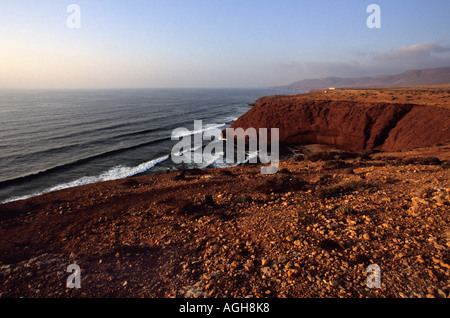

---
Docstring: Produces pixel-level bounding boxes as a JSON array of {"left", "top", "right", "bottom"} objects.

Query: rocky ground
[{"left": 0, "top": 143, "right": 449, "bottom": 298}]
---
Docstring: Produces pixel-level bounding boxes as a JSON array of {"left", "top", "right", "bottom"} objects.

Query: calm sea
[{"left": 0, "top": 88, "right": 298, "bottom": 203}]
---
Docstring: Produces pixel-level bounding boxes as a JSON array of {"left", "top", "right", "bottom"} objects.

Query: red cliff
[{"left": 230, "top": 87, "right": 450, "bottom": 152}]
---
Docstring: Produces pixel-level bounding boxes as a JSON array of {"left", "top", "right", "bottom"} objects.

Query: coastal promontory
[{"left": 231, "top": 86, "right": 450, "bottom": 152}]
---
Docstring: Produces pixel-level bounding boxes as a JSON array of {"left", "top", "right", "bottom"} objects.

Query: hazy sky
[{"left": 1, "top": 0, "right": 449, "bottom": 89}]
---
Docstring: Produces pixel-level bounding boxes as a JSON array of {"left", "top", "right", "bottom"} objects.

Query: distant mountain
[{"left": 278, "top": 67, "right": 450, "bottom": 91}]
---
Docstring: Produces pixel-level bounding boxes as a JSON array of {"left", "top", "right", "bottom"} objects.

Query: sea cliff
[{"left": 230, "top": 86, "right": 450, "bottom": 152}]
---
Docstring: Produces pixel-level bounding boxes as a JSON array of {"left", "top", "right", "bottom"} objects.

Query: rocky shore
[{"left": 0, "top": 86, "right": 449, "bottom": 298}]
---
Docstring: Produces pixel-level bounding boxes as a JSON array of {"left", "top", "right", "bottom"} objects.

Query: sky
[{"left": 0, "top": 0, "right": 449, "bottom": 89}]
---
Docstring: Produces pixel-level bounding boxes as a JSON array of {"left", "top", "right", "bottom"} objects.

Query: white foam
[
  {"left": 2, "top": 155, "right": 169, "bottom": 204},
  {"left": 223, "top": 116, "right": 239, "bottom": 123},
  {"left": 199, "top": 150, "right": 259, "bottom": 169},
  {"left": 172, "top": 123, "right": 226, "bottom": 138},
  {"left": 173, "top": 145, "right": 202, "bottom": 157},
  {"left": 243, "top": 151, "right": 259, "bottom": 164},
  {"left": 199, "top": 151, "right": 225, "bottom": 169}
]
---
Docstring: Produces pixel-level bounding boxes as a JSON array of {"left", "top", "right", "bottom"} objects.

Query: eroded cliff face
[{"left": 230, "top": 89, "right": 450, "bottom": 152}]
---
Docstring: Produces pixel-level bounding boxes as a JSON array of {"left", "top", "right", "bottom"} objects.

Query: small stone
[
  {"left": 202, "top": 194, "right": 214, "bottom": 206},
  {"left": 445, "top": 229, "right": 450, "bottom": 241},
  {"left": 244, "top": 260, "right": 254, "bottom": 272},
  {"left": 172, "top": 171, "right": 185, "bottom": 180},
  {"left": 287, "top": 269, "right": 298, "bottom": 279},
  {"left": 261, "top": 258, "right": 269, "bottom": 266},
  {"left": 427, "top": 269, "right": 436, "bottom": 279},
  {"left": 411, "top": 197, "right": 428, "bottom": 205},
  {"left": 437, "top": 289, "right": 447, "bottom": 298},
  {"left": 234, "top": 195, "right": 253, "bottom": 205},
  {"left": 261, "top": 267, "right": 274, "bottom": 277},
  {"left": 1, "top": 268, "right": 11, "bottom": 276}
]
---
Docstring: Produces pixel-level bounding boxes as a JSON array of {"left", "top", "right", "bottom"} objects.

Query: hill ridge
[{"left": 278, "top": 67, "right": 450, "bottom": 91}]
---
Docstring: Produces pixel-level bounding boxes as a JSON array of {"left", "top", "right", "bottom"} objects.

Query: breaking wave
[{"left": 2, "top": 155, "right": 169, "bottom": 204}]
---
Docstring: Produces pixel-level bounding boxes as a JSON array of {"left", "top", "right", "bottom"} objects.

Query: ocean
[{"left": 0, "top": 88, "right": 298, "bottom": 203}]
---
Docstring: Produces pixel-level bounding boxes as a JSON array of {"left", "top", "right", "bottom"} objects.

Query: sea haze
[{"left": 0, "top": 88, "right": 298, "bottom": 203}]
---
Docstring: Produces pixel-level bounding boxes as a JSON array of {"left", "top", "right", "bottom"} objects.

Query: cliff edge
[{"left": 231, "top": 86, "right": 450, "bottom": 152}]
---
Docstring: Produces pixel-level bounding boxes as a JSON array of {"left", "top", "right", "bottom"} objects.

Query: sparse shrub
[
  {"left": 279, "top": 168, "right": 292, "bottom": 174},
  {"left": 318, "top": 180, "right": 371, "bottom": 199},
  {"left": 335, "top": 205, "right": 355, "bottom": 216},
  {"left": 356, "top": 150, "right": 374, "bottom": 160},
  {"left": 306, "top": 151, "right": 361, "bottom": 162},
  {"left": 202, "top": 194, "right": 215, "bottom": 206},
  {"left": 318, "top": 186, "right": 343, "bottom": 199},
  {"left": 122, "top": 179, "right": 141, "bottom": 187},
  {"left": 343, "top": 180, "right": 372, "bottom": 192},
  {"left": 256, "top": 175, "right": 307, "bottom": 194},
  {"left": 305, "top": 152, "right": 338, "bottom": 162},
  {"left": 172, "top": 171, "right": 186, "bottom": 180},
  {"left": 379, "top": 156, "right": 401, "bottom": 166},
  {"left": 323, "top": 160, "right": 347, "bottom": 169},
  {"left": 187, "top": 168, "right": 204, "bottom": 176},
  {"left": 217, "top": 169, "right": 233, "bottom": 176},
  {"left": 233, "top": 195, "right": 253, "bottom": 205},
  {"left": 319, "top": 239, "right": 342, "bottom": 251},
  {"left": 383, "top": 176, "right": 399, "bottom": 184},
  {"left": 343, "top": 168, "right": 355, "bottom": 174},
  {"left": 403, "top": 157, "right": 441, "bottom": 166},
  {"left": 289, "top": 155, "right": 305, "bottom": 162},
  {"left": 417, "top": 157, "right": 441, "bottom": 165},
  {"left": 172, "top": 199, "right": 199, "bottom": 215},
  {"left": 336, "top": 152, "right": 361, "bottom": 160}
]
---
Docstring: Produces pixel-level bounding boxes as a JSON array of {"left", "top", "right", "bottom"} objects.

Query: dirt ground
[{"left": 1, "top": 142, "right": 449, "bottom": 298}]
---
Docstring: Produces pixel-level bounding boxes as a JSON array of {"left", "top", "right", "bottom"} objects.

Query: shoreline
[
  {"left": 1, "top": 85, "right": 450, "bottom": 298},
  {"left": 0, "top": 87, "right": 293, "bottom": 205}
]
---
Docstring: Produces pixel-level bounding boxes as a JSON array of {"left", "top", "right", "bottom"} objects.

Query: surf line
[{"left": 171, "top": 120, "right": 280, "bottom": 174}]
